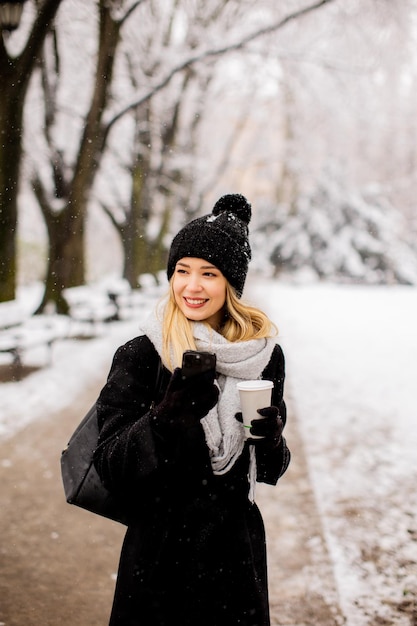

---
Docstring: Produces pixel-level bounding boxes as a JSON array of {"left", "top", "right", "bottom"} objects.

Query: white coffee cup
[{"left": 236, "top": 380, "right": 274, "bottom": 438}]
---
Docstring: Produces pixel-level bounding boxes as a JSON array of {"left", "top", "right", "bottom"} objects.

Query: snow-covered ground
[
  {"left": 249, "top": 278, "right": 417, "bottom": 626},
  {"left": 1, "top": 278, "right": 416, "bottom": 625}
]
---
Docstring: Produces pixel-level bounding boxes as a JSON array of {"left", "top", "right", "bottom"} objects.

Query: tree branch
[
  {"left": 119, "top": 0, "right": 146, "bottom": 26},
  {"left": 99, "top": 201, "right": 126, "bottom": 231},
  {"left": 103, "top": 0, "right": 338, "bottom": 139},
  {"left": 17, "top": 0, "right": 63, "bottom": 84},
  {"left": 31, "top": 172, "right": 54, "bottom": 223}
]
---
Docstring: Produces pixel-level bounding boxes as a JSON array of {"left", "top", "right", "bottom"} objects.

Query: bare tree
[
  {"left": 28, "top": 0, "right": 338, "bottom": 312},
  {"left": 94, "top": 0, "right": 339, "bottom": 288},
  {"left": 32, "top": 0, "right": 145, "bottom": 312}
]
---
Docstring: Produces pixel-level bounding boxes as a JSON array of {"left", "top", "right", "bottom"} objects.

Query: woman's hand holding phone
[
  {"left": 151, "top": 354, "right": 218, "bottom": 434},
  {"left": 181, "top": 350, "right": 216, "bottom": 380}
]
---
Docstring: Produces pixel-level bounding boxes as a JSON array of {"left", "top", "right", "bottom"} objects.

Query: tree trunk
[
  {"left": 0, "top": 83, "right": 25, "bottom": 301},
  {"left": 120, "top": 96, "right": 174, "bottom": 287},
  {"left": 37, "top": 1, "right": 121, "bottom": 312},
  {"left": 276, "top": 80, "right": 299, "bottom": 213},
  {"left": 0, "top": 0, "right": 63, "bottom": 302},
  {"left": 36, "top": 207, "right": 85, "bottom": 314}
]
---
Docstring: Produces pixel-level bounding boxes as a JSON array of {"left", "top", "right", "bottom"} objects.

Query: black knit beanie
[{"left": 167, "top": 194, "right": 252, "bottom": 298}]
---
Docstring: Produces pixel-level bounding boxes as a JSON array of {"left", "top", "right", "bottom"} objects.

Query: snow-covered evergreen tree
[{"left": 253, "top": 174, "right": 417, "bottom": 285}]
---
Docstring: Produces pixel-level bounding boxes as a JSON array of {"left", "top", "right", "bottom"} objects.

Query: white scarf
[{"left": 140, "top": 304, "right": 276, "bottom": 500}]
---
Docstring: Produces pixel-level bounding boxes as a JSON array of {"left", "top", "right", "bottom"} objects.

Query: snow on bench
[
  {"left": 63, "top": 285, "right": 118, "bottom": 335},
  {"left": 87, "top": 276, "right": 164, "bottom": 323},
  {"left": 138, "top": 271, "right": 168, "bottom": 294},
  {"left": 0, "top": 300, "right": 27, "bottom": 331},
  {"left": 0, "top": 314, "right": 70, "bottom": 379}
]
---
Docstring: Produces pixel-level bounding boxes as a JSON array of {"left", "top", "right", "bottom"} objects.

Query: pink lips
[{"left": 183, "top": 297, "right": 208, "bottom": 309}]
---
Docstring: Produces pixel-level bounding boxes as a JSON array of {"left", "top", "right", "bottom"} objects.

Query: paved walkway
[{"left": 0, "top": 380, "right": 344, "bottom": 625}]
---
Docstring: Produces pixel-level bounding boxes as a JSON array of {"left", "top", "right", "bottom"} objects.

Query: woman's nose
[{"left": 187, "top": 274, "right": 202, "bottom": 291}]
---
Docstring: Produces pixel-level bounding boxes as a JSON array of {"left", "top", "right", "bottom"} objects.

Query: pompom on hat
[{"left": 167, "top": 194, "right": 252, "bottom": 298}]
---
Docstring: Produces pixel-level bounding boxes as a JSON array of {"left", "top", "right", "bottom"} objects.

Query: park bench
[
  {"left": 80, "top": 276, "right": 161, "bottom": 324},
  {"left": 0, "top": 300, "right": 27, "bottom": 331},
  {"left": 0, "top": 310, "right": 69, "bottom": 379},
  {"left": 104, "top": 273, "right": 168, "bottom": 320},
  {"left": 63, "top": 285, "right": 118, "bottom": 336},
  {"left": 105, "top": 278, "right": 151, "bottom": 321}
]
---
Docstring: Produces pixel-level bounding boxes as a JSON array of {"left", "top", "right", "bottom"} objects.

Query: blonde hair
[{"left": 162, "top": 280, "right": 277, "bottom": 369}]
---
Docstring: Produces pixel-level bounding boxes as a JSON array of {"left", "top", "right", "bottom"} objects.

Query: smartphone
[{"left": 181, "top": 350, "right": 216, "bottom": 379}]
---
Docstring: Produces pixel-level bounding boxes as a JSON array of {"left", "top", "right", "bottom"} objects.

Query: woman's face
[{"left": 172, "top": 257, "right": 227, "bottom": 329}]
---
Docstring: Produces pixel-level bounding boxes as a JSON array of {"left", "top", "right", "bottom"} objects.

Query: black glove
[
  {"left": 152, "top": 367, "right": 219, "bottom": 433},
  {"left": 235, "top": 406, "right": 283, "bottom": 449}
]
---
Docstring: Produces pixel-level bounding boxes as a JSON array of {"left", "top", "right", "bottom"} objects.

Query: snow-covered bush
[{"left": 253, "top": 181, "right": 417, "bottom": 285}]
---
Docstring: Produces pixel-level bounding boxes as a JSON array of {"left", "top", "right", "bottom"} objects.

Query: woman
[{"left": 94, "top": 194, "right": 290, "bottom": 626}]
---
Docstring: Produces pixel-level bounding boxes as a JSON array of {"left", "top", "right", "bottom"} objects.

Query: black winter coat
[{"left": 94, "top": 335, "right": 290, "bottom": 626}]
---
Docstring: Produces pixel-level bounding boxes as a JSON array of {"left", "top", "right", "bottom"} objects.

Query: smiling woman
[
  {"left": 172, "top": 258, "right": 227, "bottom": 329},
  {"left": 93, "top": 194, "right": 290, "bottom": 626}
]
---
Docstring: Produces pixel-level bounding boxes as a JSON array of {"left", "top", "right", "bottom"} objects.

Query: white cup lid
[{"left": 236, "top": 380, "right": 273, "bottom": 391}]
